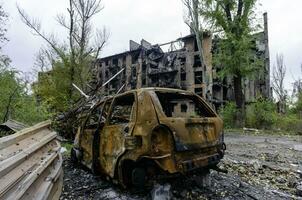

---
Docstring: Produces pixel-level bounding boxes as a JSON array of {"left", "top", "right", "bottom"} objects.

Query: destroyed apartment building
[{"left": 93, "top": 14, "right": 270, "bottom": 110}]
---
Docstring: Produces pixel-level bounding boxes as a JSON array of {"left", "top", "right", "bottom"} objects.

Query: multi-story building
[{"left": 92, "top": 13, "right": 271, "bottom": 110}]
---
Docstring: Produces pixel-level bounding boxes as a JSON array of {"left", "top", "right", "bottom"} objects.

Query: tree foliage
[
  {"left": 291, "top": 64, "right": 302, "bottom": 115},
  {"left": 17, "top": 0, "right": 108, "bottom": 113},
  {"left": 0, "top": 64, "right": 49, "bottom": 125},
  {"left": 17, "top": 0, "right": 109, "bottom": 137},
  {"left": 196, "top": 0, "right": 261, "bottom": 126},
  {"left": 245, "top": 99, "right": 276, "bottom": 129},
  {"left": 272, "top": 54, "right": 287, "bottom": 113},
  {"left": 0, "top": 4, "right": 8, "bottom": 46}
]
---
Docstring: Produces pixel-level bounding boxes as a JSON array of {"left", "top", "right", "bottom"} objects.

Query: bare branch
[
  {"left": 17, "top": 4, "right": 66, "bottom": 60},
  {"left": 272, "top": 53, "right": 287, "bottom": 113}
]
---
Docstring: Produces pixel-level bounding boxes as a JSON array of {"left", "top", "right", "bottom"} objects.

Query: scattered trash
[
  {"left": 60, "top": 147, "right": 67, "bottom": 153},
  {"left": 151, "top": 184, "right": 171, "bottom": 200},
  {"left": 243, "top": 127, "right": 260, "bottom": 134}
]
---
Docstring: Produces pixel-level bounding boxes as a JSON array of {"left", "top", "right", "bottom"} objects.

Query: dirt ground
[{"left": 60, "top": 132, "right": 302, "bottom": 200}]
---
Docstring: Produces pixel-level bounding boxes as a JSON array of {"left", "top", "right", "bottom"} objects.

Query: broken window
[
  {"left": 181, "top": 104, "right": 187, "bottom": 112},
  {"left": 151, "top": 77, "right": 157, "bottom": 84},
  {"left": 193, "top": 55, "right": 201, "bottom": 67},
  {"left": 112, "top": 58, "right": 118, "bottom": 66},
  {"left": 194, "top": 71, "right": 203, "bottom": 84},
  {"left": 155, "top": 92, "right": 215, "bottom": 118},
  {"left": 132, "top": 53, "right": 140, "bottom": 63},
  {"left": 109, "top": 94, "right": 135, "bottom": 125},
  {"left": 179, "top": 57, "right": 186, "bottom": 65},
  {"left": 195, "top": 88, "right": 203, "bottom": 97},
  {"left": 181, "top": 72, "right": 186, "bottom": 81},
  {"left": 142, "top": 64, "right": 147, "bottom": 73},
  {"left": 132, "top": 67, "right": 136, "bottom": 77}
]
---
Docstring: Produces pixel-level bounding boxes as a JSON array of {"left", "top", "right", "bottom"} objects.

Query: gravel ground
[{"left": 60, "top": 132, "right": 302, "bottom": 200}]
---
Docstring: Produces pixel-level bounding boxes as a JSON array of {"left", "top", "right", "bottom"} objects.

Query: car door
[
  {"left": 80, "top": 102, "right": 104, "bottom": 168},
  {"left": 100, "top": 93, "right": 137, "bottom": 178}
]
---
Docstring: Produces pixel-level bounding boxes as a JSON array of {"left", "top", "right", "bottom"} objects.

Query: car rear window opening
[{"left": 155, "top": 92, "right": 216, "bottom": 118}]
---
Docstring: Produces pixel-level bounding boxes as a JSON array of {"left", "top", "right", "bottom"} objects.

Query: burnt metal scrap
[
  {"left": 71, "top": 87, "right": 225, "bottom": 188},
  {"left": 0, "top": 120, "right": 63, "bottom": 200}
]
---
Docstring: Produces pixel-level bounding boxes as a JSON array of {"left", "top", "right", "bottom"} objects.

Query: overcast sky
[{"left": 2, "top": 0, "right": 302, "bottom": 91}]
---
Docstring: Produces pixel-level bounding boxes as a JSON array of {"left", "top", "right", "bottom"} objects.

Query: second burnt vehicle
[{"left": 71, "top": 87, "right": 226, "bottom": 187}]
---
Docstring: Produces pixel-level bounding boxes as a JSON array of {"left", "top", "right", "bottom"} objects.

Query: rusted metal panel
[{"left": 0, "top": 120, "right": 63, "bottom": 200}]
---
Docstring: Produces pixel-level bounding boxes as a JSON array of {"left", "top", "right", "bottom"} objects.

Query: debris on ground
[
  {"left": 60, "top": 133, "right": 302, "bottom": 200},
  {"left": 151, "top": 184, "right": 171, "bottom": 200}
]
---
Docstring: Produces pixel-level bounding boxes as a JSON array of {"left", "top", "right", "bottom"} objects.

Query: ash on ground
[{"left": 60, "top": 133, "right": 302, "bottom": 200}]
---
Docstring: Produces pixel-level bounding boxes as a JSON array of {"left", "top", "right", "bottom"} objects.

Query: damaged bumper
[
  {"left": 179, "top": 152, "right": 223, "bottom": 172},
  {"left": 151, "top": 143, "right": 226, "bottom": 174}
]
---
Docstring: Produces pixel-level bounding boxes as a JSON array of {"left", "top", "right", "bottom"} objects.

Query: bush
[
  {"left": 219, "top": 99, "right": 302, "bottom": 134},
  {"left": 219, "top": 102, "right": 238, "bottom": 128},
  {"left": 245, "top": 100, "right": 276, "bottom": 129},
  {"left": 275, "top": 114, "right": 302, "bottom": 134}
]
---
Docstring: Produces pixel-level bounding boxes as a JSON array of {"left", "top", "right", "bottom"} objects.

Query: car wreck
[{"left": 71, "top": 87, "right": 225, "bottom": 188}]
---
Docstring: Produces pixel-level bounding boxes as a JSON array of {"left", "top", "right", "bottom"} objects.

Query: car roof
[{"left": 91, "top": 87, "right": 194, "bottom": 107}]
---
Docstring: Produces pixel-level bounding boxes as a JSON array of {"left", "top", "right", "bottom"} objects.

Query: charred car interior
[{"left": 71, "top": 88, "right": 225, "bottom": 188}]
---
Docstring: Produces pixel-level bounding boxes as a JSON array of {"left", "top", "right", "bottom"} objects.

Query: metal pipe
[
  {"left": 72, "top": 83, "right": 90, "bottom": 99},
  {"left": 102, "top": 68, "right": 125, "bottom": 88}
]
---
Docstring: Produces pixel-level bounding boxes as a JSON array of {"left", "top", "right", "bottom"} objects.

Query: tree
[
  {"left": 272, "top": 54, "right": 287, "bottom": 113},
  {"left": 0, "top": 4, "right": 8, "bottom": 46},
  {"left": 183, "top": 0, "right": 222, "bottom": 97},
  {"left": 183, "top": 0, "right": 207, "bottom": 96},
  {"left": 17, "top": 0, "right": 109, "bottom": 137},
  {"left": 17, "top": 0, "right": 109, "bottom": 109},
  {"left": 292, "top": 64, "right": 302, "bottom": 116},
  {"left": 0, "top": 64, "right": 49, "bottom": 125},
  {"left": 196, "top": 0, "right": 260, "bottom": 126},
  {"left": 0, "top": 3, "right": 9, "bottom": 66}
]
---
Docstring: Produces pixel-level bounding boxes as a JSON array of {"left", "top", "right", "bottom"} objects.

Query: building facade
[{"left": 93, "top": 13, "right": 271, "bottom": 110}]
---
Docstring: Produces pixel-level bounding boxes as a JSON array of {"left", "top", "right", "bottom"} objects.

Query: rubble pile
[{"left": 220, "top": 158, "right": 302, "bottom": 197}]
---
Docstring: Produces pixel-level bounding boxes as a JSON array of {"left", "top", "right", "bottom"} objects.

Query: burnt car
[{"left": 71, "top": 87, "right": 225, "bottom": 187}]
